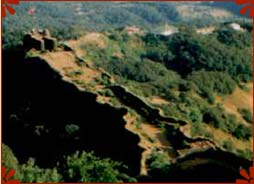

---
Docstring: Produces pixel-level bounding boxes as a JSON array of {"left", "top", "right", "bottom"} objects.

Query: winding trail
[{"left": 123, "top": 112, "right": 176, "bottom": 176}]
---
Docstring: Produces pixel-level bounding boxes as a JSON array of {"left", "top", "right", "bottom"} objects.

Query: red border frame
[{"left": 1, "top": 1, "right": 253, "bottom": 184}]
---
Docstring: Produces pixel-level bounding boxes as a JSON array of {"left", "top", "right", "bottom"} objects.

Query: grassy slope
[{"left": 70, "top": 28, "right": 252, "bottom": 156}]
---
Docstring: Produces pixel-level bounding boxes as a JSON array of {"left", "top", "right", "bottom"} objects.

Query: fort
[{"left": 23, "top": 29, "right": 57, "bottom": 51}]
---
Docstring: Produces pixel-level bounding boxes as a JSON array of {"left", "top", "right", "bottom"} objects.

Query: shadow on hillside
[{"left": 2, "top": 48, "right": 142, "bottom": 176}]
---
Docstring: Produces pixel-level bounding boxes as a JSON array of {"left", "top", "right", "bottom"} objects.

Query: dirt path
[
  {"left": 42, "top": 51, "right": 104, "bottom": 90},
  {"left": 124, "top": 112, "right": 174, "bottom": 176},
  {"left": 149, "top": 96, "right": 170, "bottom": 105}
]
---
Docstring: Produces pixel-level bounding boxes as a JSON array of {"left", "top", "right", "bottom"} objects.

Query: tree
[
  {"left": 238, "top": 108, "right": 252, "bottom": 124},
  {"left": 19, "top": 158, "right": 62, "bottom": 182},
  {"left": 147, "top": 150, "right": 171, "bottom": 176},
  {"left": 2, "top": 143, "right": 62, "bottom": 182},
  {"left": 187, "top": 70, "right": 236, "bottom": 103},
  {"left": 233, "top": 124, "right": 252, "bottom": 140},
  {"left": 62, "top": 151, "right": 136, "bottom": 182},
  {"left": 2, "top": 144, "right": 20, "bottom": 176}
]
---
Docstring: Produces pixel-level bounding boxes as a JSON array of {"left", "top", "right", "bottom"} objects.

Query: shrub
[
  {"left": 62, "top": 151, "right": 136, "bottom": 182},
  {"left": 203, "top": 107, "right": 226, "bottom": 130},
  {"left": 222, "top": 140, "right": 234, "bottom": 152},
  {"left": 225, "top": 114, "right": 238, "bottom": 132},
  {"left": 191, "top": 121, "right": 203, "bottom": 137},
  {"left": 232, "top": 124, "right": 252, "bottom": 140},
  {"left": 236, "top": 149, "right": 252, "bottom": 160},
  {"left": 238, "top": 108, "right": 252, "bottom": 124},
  {"left": 188, "top": 70, "right": 236, "bottom": 97},
  {"left": 19, "top": 158, "right": 62, "bottom": 182},
  {"left": 147, "top": 150, "right": 170, "bottom": 176},
  {"left": 2, "top": 144, "right": 20, "bottom": 175},
  {"left": 2, "top": 143, "right": 62, "bottom": 182},
  {"left": 188, "top": 107, "right": 202, "bottom": 123},
  {"left": 65, "top": 124, "right": 80, "bottom": 135}
]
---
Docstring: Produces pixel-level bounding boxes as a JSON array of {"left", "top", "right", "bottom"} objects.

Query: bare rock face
[
  {"left": 43, "top": 37, "right": 57, "bottom": 51},
  {"left": 43, "top": 29, "right": 51, "bottom": 37},
  {"left": 23, "top": 34, "right": 45, "bottom": 51}
]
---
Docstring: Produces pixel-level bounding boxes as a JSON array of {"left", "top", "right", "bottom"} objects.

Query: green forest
[{"left": 2, "top": 1, "right": 245, "bottom": 49}]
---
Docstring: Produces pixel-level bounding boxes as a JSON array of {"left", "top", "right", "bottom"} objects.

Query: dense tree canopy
[{"left": 3, "top": 2, "right": 248, "bottom": 49}]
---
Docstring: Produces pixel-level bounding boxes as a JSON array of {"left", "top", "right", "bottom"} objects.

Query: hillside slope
[
  {"left": 3, "top": 21, "right": 250, "bottom": 182},
  {"left": 2, "top": 2, "right": 253, "bottom": 182}
]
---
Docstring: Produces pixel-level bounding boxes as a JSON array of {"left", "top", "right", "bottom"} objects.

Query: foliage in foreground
[
  {"left": 62, "top": 151, "right": 136, "bottom": 182},
  {"left": 2, "top": 144, "right": 135, "bottom": 182}
]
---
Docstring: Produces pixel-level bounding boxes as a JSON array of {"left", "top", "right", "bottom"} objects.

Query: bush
[
  {"left": 2, "top": 144, "right": 136, "bottom": 182},
  {"left": 147, "top": 150, "right": 170, "bottom": 176},
  {"left": 191, "top": 121, "right": 203, "bottom": 137},
  {"left": 222, "top": 140, "right": 234, "bottom": 152},
  {"left": 2, "top": 144, "right": 62, "bottom": 182},
  {"left": 203, "top": 106, "right": 251, "bottom": 140},
  {"left": 65, "top": 124, "right": 80, "bottom": 135},
  {"left": 201, "top": 87, "right": 215, "bottom": 104},
  {"left": 62, "top": 151, "right": 136, "bottom": 182},
  {"left": 2, "top": 144, "right": 20, "bottom": 176},
  {"left": 238, "top": 108, "right": 252, "bottom": 124},
  {"left": 232, "top": 124, "right": 252, "bottom": 140},
  {"left": 188, "top": 70, "right": 236, "bottom": 97},
  {"left": 236, "top": 149, "right": 252, "bottom": 160},
  {"left": 203, "top": 106, "right": 226, "bottom": 130},
  {"left": 19, "top": 158, "right": 62, "bottom": 182}
]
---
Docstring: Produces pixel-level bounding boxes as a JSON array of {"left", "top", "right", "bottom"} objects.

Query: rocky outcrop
[
  {"left": 23, "top": 34, "right": 45, "bottom": 51},
  {"left": 43, "top": 37, "right": 57, "bottom": 51},
  {"left": 110, "top": 85, "right": 187, "bottom": 126},
  {"left": 145, "top": 148, "right": 251, "bottom": 182},
  {"left": 23, "top": 29, "right": 57, "bottom": 51}
]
